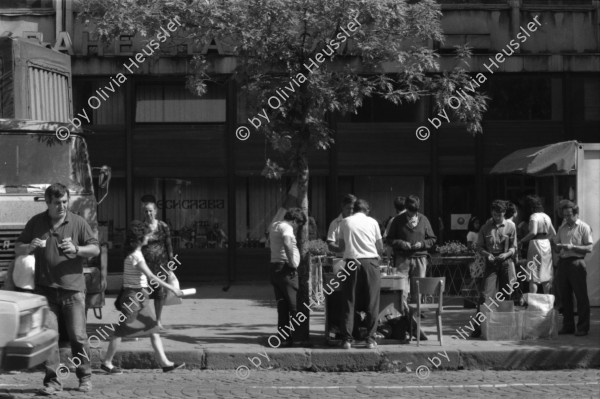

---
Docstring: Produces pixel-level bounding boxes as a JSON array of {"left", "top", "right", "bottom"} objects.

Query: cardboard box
[
  {"left": 380, "top": 276, "right": 408, "bottom": 291},
  {"left": 481, "top": 310, "right": 523, "bottom": 340},
  {"left": 481, "top": 309, "right": 558, "bottom": 340}
]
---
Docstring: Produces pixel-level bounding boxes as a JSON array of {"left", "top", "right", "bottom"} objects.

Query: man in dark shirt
[
  {"left": 477, "top": 200, "right": 517, "bottom": 305},
  {"left": 386, "top": 195, "right": 437, "bottom": 301},
  {"left": 14, "top": 183, "right": 99, "bottom": 395}
]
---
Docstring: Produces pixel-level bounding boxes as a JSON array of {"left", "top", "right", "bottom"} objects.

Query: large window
[
  {"left": 569, "top": 76, "right": 600, "bottom": 121},
  {"left": 344, "top": 95, "right": 421, "bottom": 123},
  {"left": 353, "top": 176, "right": 425, "bottom": 228},
  {"left": 134, "top": 178, "right": 228, "bottom": 250},
  {"left": 484, "top": 76, "right": 562, "bottom": 120},
  {"left": 135, "top": 83, "right": 226, "bottom": 123},
  {"left": 234, "top": 176, "right": 328, "bottom": 246}
]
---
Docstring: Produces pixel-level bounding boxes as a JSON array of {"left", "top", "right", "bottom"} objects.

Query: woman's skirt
[
  {"left": 527, "top": 239, "right": 553, "bottom": 283},
  {"left": 113, "top": 287, "right": 160, "bottom": 338}
]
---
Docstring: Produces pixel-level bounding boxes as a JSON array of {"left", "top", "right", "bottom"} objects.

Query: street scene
[{"left": 1, "top": 0, "right": 599, "bottom": 398}]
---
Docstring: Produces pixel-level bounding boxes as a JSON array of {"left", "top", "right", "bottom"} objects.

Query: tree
[{"left": 79, "top": 0, "right": 488, "bottom": 342}]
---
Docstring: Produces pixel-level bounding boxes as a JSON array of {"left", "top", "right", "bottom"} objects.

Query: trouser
[
  {"left": 556, "top": 257, "right": 590, "bottom": 332},
  {"left": 270, "top": 262, "right": 298, "bottom": 341},
  {"left": 480, "top": 258, "right": 512, "bottom": 304},
  {"left": 340, "top": 258, "right": 381, "bottom": 341},
  {"left": 395, "top": 255, "right": 427, "bottom": 302},
  {"left": 35, "top": 286, "right": 91, "bottom": 387}
]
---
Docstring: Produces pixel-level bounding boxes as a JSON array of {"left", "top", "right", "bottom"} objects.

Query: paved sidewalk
[{"left": 66, "top": 283, "right": 600, "bottom": 372}]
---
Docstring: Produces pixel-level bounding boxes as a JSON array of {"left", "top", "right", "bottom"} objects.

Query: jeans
[
  {"left": 480, "top": 258, "right": 512, "bottom": 304},
  {"left": 270, "top": 262, "right": 298, "bottom": 341},
  {"left": 36, "top": 286, "right": 91, "bottom": 387},
  {"left": 340, "top": 258, "right": 381, "bottom": 341},
  {"left": 395, "top": 256, "right": 427, "bottom": 302},
  {"left": 556, "top": 257, "right": 590, "bottom": 332}
]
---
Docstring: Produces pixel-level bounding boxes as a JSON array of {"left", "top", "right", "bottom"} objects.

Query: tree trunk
[{"left": 295, "top": 152, "right": 310, "bottom": 342}]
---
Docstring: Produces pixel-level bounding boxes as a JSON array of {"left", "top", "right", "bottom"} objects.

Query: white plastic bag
[
  {"left": 523, "top": 293, "right": 554, "bottom": 312},
  {"left": 13, "top": 255, "right": 35, "bottom": 290},
  {"left": 164, "top": 272, "right": 182, "bottom": 306}
]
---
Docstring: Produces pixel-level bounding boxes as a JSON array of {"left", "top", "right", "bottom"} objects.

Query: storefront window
[
  {"left": 235, "top": 177, "right": 288, "bottom": 246},
  {"left": 235, "top": 176, "right": 328, "bottom": 246},
  {"left": 134, "top": 178, "right": 228, "bottom": 250}
]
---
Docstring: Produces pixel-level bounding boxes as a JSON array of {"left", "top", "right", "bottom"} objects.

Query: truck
[{"left": 0, "top": 37, "right": 109, "bottom": 369}]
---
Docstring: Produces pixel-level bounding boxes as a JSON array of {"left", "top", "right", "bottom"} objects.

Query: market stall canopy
[{"left": 490, "top": 141, "right": 579, "bottom": 175}]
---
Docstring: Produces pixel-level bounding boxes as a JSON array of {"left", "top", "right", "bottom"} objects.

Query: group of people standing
[
  {"left": 269, "top": 192, "right": 593, "bottom": 348},
  {"left": 471, "top": 196, "right": 592, "bottom": 337},
  {"left": 269, "top": 193, "right": 437, "bottom": 349},
  {"left": 3, "top": 184, "right": 184, "bottom": 396}
]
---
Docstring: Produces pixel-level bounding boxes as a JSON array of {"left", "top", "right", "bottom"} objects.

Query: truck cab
[
  {"left": 0, "top": 32, "right": 108, "bottom": 372},
  {"left": 0, "top": 119, "right": 102, "bottom": 284}
]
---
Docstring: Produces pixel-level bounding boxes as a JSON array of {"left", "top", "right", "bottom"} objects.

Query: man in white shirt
[
  {"left": 338, "top": 199, "right": 384, "bottom": 349},
  {"left": 327, "top": 194, "right": 357, "bottom": 255},
  {"left": 269, "top": 208, "right": 306, "bottom": 347}
]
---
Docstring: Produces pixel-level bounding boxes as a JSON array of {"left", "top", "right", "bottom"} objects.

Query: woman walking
[
  {"left": 518, "top": 195, "right": 556, "bottom": 294},
  {"left": 141, "top": 199, "right": 174, "bottom": 329},
  {"left": 101, "top": 221, "right": 184, "bottom": 374}
]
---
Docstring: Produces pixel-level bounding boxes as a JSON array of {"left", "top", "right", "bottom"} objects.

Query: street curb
[{"left": 61, "top": 347, "right": 600, "bottom": 372}]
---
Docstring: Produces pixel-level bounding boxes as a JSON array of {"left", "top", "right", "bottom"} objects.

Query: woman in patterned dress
[{"left": 141, "top": 200, "right": 174, "bottom": 329}]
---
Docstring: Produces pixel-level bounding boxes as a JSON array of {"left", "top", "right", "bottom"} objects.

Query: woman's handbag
[
  {"left": 114, "top": 287, "right": 125, "bottom": 312},
  {"left": 164, "top": 271, "right": 182, "bottom": 306},
  {"left": 13, "top": 255, "right": 36, "bottom": 290}
]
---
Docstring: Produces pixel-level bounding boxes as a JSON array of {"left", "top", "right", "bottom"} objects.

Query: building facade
[{"left": 1, "top": 0, "right": 599, "bottom": 282}]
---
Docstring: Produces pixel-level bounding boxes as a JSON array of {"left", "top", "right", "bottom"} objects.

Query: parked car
[{"left": 0, "top": 290, "right": 57, "bottom": 371}]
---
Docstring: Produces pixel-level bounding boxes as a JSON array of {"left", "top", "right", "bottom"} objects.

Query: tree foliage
[{"left": 79, "top": 0, "right": 488, "bottom": 178}]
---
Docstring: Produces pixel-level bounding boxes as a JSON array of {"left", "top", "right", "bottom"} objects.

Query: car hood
[{"left": 0, "top": 291, "right": 47, "bottom": 311}]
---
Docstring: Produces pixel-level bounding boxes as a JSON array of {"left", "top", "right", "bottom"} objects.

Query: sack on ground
[
  {"left": 164, "top": 272, "right": 182, "bottom": 306},
  {"left": 13, "top": 255, "right": 35, "bottom": 290},
  {"left": 387, "top": 315, "right": 410, "bottom": 341}
]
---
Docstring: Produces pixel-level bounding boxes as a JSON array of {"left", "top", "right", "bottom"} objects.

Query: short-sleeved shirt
[
  {"left": 477, "top": 219, "right": 517, "bottom": 255},
  {"left": 269, "top": 221, "right": 300, "bottom": 266},
  {"left": 339, "top": 212, "right": 382, "bottom": 259},
  {"left": 122, "top": 250, "right": 148, "bottom": 288},
  {"left": 17, "top": 211, "right": 99, "bottom": 292},
  {"left": 555, "top": 219, "right": 593, "bottom": 259},
  {"left": 529, "top": 212, "right": 555, "bottom": 237},
  {"left": 326, "top": 214, "right": 344, "bottom": 244},
  {"left": 466, "top": 231, "right": 479, "bottom": 244}
]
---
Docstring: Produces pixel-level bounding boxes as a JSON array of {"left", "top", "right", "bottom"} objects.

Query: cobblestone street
[{"left": 1, "top": 369, "right": 599, "bottom": 398}]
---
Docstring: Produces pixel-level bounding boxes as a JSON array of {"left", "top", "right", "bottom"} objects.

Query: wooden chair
[{"left": 408, "top": 277, "right": 445, "bottom": 346}]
